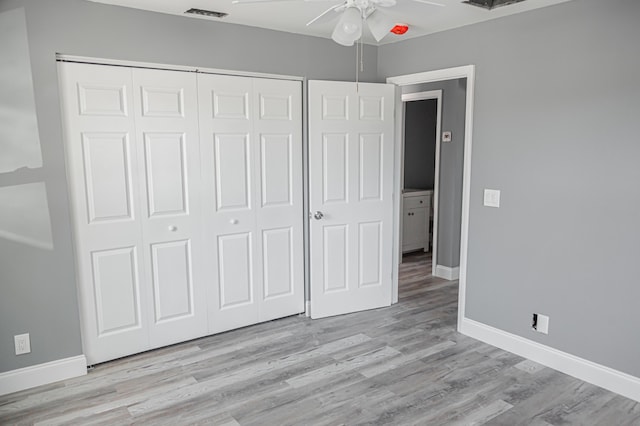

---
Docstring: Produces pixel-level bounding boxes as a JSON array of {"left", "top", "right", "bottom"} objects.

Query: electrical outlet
[
  {"left": 14, "top": 333, "right": 31, "bottom": 355},
  {"left": 532, "top": 314, "right": 549, "bottom": 334}
]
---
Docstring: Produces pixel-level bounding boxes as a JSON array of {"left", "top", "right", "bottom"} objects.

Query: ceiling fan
[{"left": 232, "top": 0, "right": 445, "bottom": 46}]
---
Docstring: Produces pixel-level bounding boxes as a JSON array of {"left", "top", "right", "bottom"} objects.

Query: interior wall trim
[
  {"left": 461, "top": 318, "right": 640, "bottom": 403},
  {"left": 434, "top": 265, "right": 459, "bottom": 281},
  {"left": 0, "top": 355, "right": 87, "bottom": 396}
]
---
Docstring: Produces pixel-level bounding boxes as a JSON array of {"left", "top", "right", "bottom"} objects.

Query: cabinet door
[{"left": 403, "top": 207, "right": 428, "bottom": 251}]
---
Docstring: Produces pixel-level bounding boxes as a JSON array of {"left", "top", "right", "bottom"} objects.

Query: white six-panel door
[
  {"left": 198, "top": 74, "right": 304, "bottom": 333},
  {"left": 131, "top": 68, "right": 207, "bottom": 347},
  {"left": 60, "top": 63, "right": 153, "bottom": 363},
  {"left": 309, "top": 81, "right": 395, "bottom": 319},
  {"left": 60, "top": 62, "right": 303, "bottom": 364}
]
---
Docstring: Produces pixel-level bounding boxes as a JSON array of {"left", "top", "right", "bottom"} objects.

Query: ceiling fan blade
[
  {"left": 306, "top": 3, "right": 344, "bottom": 26},
  {"left": 411, "top": 0, "right": 445, "bottom": 6}
]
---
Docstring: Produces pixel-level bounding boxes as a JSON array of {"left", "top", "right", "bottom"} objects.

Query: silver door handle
[{"left": 313, "top": 211, "right": 324, "bottom": 220}]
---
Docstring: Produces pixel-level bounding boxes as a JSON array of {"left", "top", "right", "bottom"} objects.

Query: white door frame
[
  {"left": 399, "top": 90, "right": 442, "bottom": 277},
  {"left": 387, "top": 65, "right": 475, "bottom": 331}
]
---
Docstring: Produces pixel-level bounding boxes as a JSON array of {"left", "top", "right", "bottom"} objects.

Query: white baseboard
[
  {"left": 460, "top": 318, "right": 640, "bottom": 403},
  {"left": 434, "top": 265, "right": 460, "bottom": 280},
  {"left": 0, "top": 355, "right": 87, "bottom": 396}
]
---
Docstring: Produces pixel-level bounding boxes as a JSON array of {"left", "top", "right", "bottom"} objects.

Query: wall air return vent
[
  {"left": 185, "top": 8, "right": 228, "bottom": 18},
  {"left": 463, "top": 0, "right": 526, "bottom": 10}
]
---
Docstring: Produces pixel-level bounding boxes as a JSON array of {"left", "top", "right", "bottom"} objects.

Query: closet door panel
[
  {"left": 260, "top": 134, "right": 292, "bottom": 207},
  {"left": 218, "top": 233, "right": 254, "bottom": 308},
  {"left": 253, "top": 78, "right": 304, "bottom": 321},
  {"left": 262, "top": 227, "right": 295, "bottom": 300},
  {"left": 59, "top": 62, "right": 149, "bottom": 365},
  {"left": 214, "top": 133, "right": 252, "bottom": 212},
  {"left": 198, "top": 74, "right": 259, "bottom": 333},
  {"left": 143, "top": 132, "right": 189, "bottom": 216},
  {"left": 91, "top": 246, "right": 142, "bottom": 335},
  {"left": 150, "top": 240, "right": 194, "bottom": 323},
  {"left": 82, "top": 132, "right": 134, "bottom": 223},
  {"left": 133, "top": 68, "right": 207, "bottom": 347},
  {"left": 216, "top": 232, "right": 258, "bottom": 332}
]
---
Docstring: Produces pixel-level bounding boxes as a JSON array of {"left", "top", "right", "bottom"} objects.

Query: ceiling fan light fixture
[
  {"left": 391, "top": 24, "right": 409, "bottom": 35},
  {"left": 367, "top": 9, "right": 395, "bottom": 42},
  {"left": 331, "top": 7, "right": 363, "bottom": 46}
]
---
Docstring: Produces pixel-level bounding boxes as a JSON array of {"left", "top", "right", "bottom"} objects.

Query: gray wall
[
  {"left": 0, "top": 0, "right": 378, "bottom": 374},
  {"left": 403, "top": 99, "right": 437, "bottom": 190},
  {"left": 402, "top": 80, "right": 466, "bottom": 268},
  {"left": 380, "top": 0, "right": 640, "bottom": 377},
  {"left": 4, "top": 0, "right": 640, "bottom": 384}
]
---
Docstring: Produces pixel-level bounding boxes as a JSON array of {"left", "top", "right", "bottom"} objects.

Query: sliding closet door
[
  {"left": 198, "top": 74, "right": 303, "bottom": 333},
  {"left": 59, "top": 63, "right": 149, "bottom": 364},
  {"left": 132, "top": 68, "right": 207, "bottom": 347}
]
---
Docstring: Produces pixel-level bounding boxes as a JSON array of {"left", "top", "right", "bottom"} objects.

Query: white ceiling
[{"left": 89, "top": 0, "right": 572, "bottom": 45}]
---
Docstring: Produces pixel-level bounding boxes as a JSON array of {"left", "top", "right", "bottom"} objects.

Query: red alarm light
[{"left": 391, "top": 24, "right": 409, "bottom": 35}]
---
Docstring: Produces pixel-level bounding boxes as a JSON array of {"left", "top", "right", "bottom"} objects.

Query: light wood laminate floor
[{"left": 2, "top": 252, "right": 639, "bottom": 425}]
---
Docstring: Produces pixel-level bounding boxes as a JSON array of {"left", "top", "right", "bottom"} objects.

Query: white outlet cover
[
  {"left": 442, "top": 131, "right": 452, "bottom": 142},
  {"left": 14, "top": 333, "right": 31, "bottom": 355},
  {"left": 483, "top": 189, "right": 501, "bottom": 208}
]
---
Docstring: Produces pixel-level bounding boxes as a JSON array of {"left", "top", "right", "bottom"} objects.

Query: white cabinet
[
  {"left": 402, "top": 190, "right": 432, "bottom": 253},
  {"left": 59, "top": 62, "right": 303, "bottom": 365}
]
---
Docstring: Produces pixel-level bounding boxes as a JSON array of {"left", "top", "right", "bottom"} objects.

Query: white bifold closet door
[
  {"left": 198, "top": 74, "right": 304, "bottom": 333},
  {"left": 60, "top": 63, "right": 206, "bottom": 364},
  {"left": 131, "top": 68, "right": 207, "bottom": 348},
  {"left": 60, "top": 62, "right": 303, "bottom": 365}
]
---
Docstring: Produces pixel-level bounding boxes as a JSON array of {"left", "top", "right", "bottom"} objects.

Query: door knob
[{"left": 313, "top": 211, "right": 324, "bottom": 220}]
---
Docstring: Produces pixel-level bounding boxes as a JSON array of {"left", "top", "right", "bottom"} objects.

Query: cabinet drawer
[{"left": 403, "top": 195, "right": 430, "bottom": 210}]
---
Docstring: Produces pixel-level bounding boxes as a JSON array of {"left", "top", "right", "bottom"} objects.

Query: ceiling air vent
[
  {"left": 185, "top": 8, "right": 228, "bottom": 18},
  {"left": 463, "top": 0, "right": 526, "bottom": 10}
]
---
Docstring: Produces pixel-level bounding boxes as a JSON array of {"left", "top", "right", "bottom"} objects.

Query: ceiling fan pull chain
[
  {"left": 355, "top": 37, "right": 359, "bottom": 91},
  {"left": 360, "top": 36, "right": 364, "bottom": 73}
]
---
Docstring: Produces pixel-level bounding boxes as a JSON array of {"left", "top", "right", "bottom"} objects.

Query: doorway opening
[
  {"left": 388, "top": 66, "right": 475, "bottom": 331},
  {"left": 400, "top": 91, "right": 442, "bottom": 276}
]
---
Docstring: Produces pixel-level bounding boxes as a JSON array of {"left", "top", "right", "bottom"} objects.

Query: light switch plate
[
  {"left": 537, "top": 314, "right": 550, "bottom": 334},
  {"left": 483, "top": 189, "right": 501, "bottom": 208},
  {"left": 533, "top": 314, "right": 550, "bottom": 334}
]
